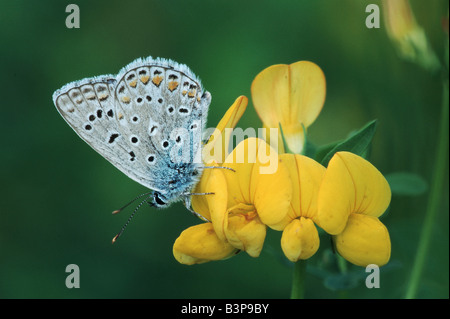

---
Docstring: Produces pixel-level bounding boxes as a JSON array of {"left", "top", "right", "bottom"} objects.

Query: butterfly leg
[{"left": 202, "top": 166, "right": 236, "bottom": 172}]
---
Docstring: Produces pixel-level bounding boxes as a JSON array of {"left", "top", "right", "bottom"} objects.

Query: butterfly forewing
[{"left": 53, "top": 57, "right": 211, "bottom": 198}]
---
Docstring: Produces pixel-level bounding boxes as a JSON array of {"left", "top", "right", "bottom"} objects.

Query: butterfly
[{"left": 53, "top": 57, "right": 213, "bottom": 239}]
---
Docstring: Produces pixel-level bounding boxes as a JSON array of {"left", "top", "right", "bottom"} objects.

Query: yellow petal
[
  {"left": 222, "top": 138, "right": 257, "bottom": 205},
  {"left": 281, "top": 217, "right": 320, "bottom": 262},
  {"left": 382, "top": 0, "right": 440, "bottom": 71},
  {"left": 223, "top": 138, "right": 292, "bottom": 228},
  {"left": 317, "top": 152, "right": 391, "bottom": 235},
  {"left": 173, "top": 223, "right": 237, "bottom": 265},
  {"left": 205, "top": 167, "right": 228, "bottom": 242},
  {"left": 334, "top": 213, "right": 391, "bottom": 267},
  {"left": 280, "top": 154, "right": 326, "bottom": 221},
  {"left": 191, "top": 165, "right": 214, "bottom": 221},
  {"left": 382, "top": 0, "right": 417, "bottom": 41},
  {"left": 203, "top": 96, "right": 248, "bottom": 164},
  {"left": 225, "top": 211, "right": 266, "bottom": 258},
  {"left": 251, "top": 61, "right": 326, "bottom": 153},
  {"left": 253, "top": 156, "right": 292, "bottom": 229},
  {"left": 283, "top": 128, "right": 306, "bottom": 156},
  {"left": 262, "top": 123, "right": 285, "bottom": 154},
  {"left": 223, "top": 138, "right": 272, "bottom": 205},
  {"left": 190, "top": 163, "right": 228, "bottom": 241}
]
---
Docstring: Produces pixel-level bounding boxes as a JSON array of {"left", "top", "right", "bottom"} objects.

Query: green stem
[
  {"left": 405, "top": 80, "right": 449, "bottom": 299},
  {"left": 290, "top": 259, "right": 307, "bottom": 299},
  {"left": 337, "top": 254, "right": 348, "bottom": 274},
  {"left": 337, "top": 254, "right": 349, "bottom": 299}
]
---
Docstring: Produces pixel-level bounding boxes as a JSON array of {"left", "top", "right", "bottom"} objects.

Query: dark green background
[{"left": 0, "top": 0, "right": 448, "bottom": 298}]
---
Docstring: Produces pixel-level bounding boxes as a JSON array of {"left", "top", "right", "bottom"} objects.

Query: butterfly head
[{"left": 152, "top": 191, "right": 168, "bottom": 208}]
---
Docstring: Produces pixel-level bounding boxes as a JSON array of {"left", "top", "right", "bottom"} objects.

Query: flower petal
[
  {"left": 281, "top": 154, "right": 326, "bottom": 221},
  {"left": 253, "top": 155, "right": 292, "bottom": 229},
  {"left": 281, "top": 217, "right": 320, "bottom": 262},
  {"left": 191, "top": 162, "right": 229, "bottom": 241},
  {"left": 223, "top": 138, "right": 292, "bottom": 228},
  {"left": 191, "top": 165, "right": 215, "bottom": 221},
  {"left": 251, "top": 61, "right": 326, "bottom": 153},
  {"left": 317, "top": 152, "right": 391, "bottom": 235},
  {"left": 225, "top": 211, "right": 266, "bottom": 258},
  {"left": 205, "top": 167, "right": 229, "bottom": 242},
  {"left": 334, "top": 213, "right": 391, "bottom": 267},
  {"left": 222, "top": 138, "right": 258, "bottom": 205},
  {"left": 173, "top": 223, "right": 237, "bottom": 265},
  {"left": 223, "top": 138, "right": 279, "bottom": 203},
  {"left": 203, "top": 96, "right": 248, "bottom": 164}
]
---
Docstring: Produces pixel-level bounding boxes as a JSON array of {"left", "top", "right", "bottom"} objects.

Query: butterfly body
[{"left": 53, "top": 57, "right": 211, "bottom": 208}]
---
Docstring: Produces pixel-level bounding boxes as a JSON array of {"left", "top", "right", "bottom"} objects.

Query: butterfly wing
[
  {"left": 53, "top": 57, "right": 211, "bottom": 195},
  {"left": 114, "top": 58, "right": 209, "bottom": 165},
  {"left": 53, "top": 73, "right": 165, "bottom": 191}
]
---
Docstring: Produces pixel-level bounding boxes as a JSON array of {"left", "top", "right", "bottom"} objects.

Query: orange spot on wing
[
  {"left": 168, "top": 81, "right": 179, "bottom": 92},
  {"left": 121, "top": 96, "right": 130, "bottom": 103},
  {"left": 152, "top": 75, "right": 163, "bottom": 87},
  {"left": 129, "top": 80, "right": 137, "bottom": 88},
  {"left": 188, "top": 89, "right": 196, "bottom": 98},
  {"left": 140, "top": 75, "right": 150, "bottom": 84}
]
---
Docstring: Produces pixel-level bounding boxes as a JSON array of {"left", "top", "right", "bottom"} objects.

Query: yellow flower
[
  {"left": 275, "top": 154, "right": 326, "bottom": 262},
  {"left": 382, "top": 0, "right": 440, "bottom": 71},
  {"left": 173, "top": 222, "right": 237, "bottom": 265},
  {"left": 217, "top": 138, "right": 292, "bottom": 257},
  {"left": 177, "top": 136, "right": 292, "bottom": 263},
  {"left": 251, "top": 61, "right": 326, "bottom": 154},
  {"left": 173, "top": 96, "right": 248, "bottom": 265},
  {"left": 173, "top": 98, "right": 293, "bottom": 263},
  {"left": 316, "top": 151, "right": 391, "bottom": 267}
]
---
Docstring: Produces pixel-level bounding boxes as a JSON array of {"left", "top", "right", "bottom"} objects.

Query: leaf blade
[{"left": 321, "top": 120, "right": 378, "bottom": 167}]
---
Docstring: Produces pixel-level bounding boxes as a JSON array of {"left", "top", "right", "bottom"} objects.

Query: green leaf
[
  {"left": 323, "top": 273, "right": 360, "bottom": 291},
  {"left": 315, "top": 140, "right": 342, "bottom": 163},
  {"left": 386, "top": 172, "right": 428, "bottom": 196},
  {"left": 320, "top": 120, "right": 378, "bottom": 167}
]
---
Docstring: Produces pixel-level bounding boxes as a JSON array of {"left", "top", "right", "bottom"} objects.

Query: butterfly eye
[{"left": 153, "top": 192, "right": 166, "bottom": 206}]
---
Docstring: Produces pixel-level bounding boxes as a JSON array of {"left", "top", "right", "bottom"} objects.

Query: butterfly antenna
[
  {"left": 112, "top": 196, "right": 152, "bottom": 244},
  {"left": 111, "top": 192, "right": 152, "bottom": 215}
]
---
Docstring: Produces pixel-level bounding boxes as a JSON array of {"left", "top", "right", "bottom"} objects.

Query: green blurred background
[{"left": 0, "top": 0, "right": 448, "bottom": 298}]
